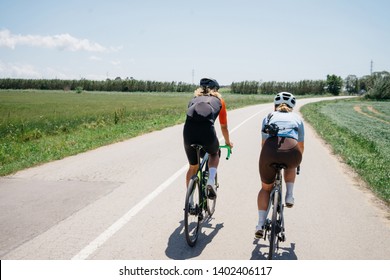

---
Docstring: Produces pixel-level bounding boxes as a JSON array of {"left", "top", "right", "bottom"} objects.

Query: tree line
[
  {"left": 1, "top": 71, "right": 389, "bottom": 99},
  {"left": 231, "top": 71, "right": 390, "bottom": 99},
  {"left": 231, "top": 79, "right": 327, "bottom": 95},
  {"left": 0, "top": 77, "right": 196, "bottom": 93}
]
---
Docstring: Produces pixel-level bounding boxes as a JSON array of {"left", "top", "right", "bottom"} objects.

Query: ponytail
[
  {"left": 194, "top": 87, "right": 222, "bottom": 99},
  {"left": 275, "top": 103, "right": 293, "bottom": 113}
]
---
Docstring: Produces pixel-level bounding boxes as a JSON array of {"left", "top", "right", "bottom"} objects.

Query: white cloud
[
  {"left": 0, "top": 60, "right": 70, "bottom": 79},
  {"left": 110, "top": 60, "right": 121, "bottom": 65},
  {"left": 0, "top": 61, "right": 41, "bottom": 78},
  {"left": 89, "top": 55, "right": 102, "bottom": 61},
  {"left": 0, "top": 29, "right": 110, "bottom": 52}
]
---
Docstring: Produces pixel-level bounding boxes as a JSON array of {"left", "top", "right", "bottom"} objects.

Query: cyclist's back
[
  {"left": 183, "top": 88, "right": 226, "bottom": 166},
  {"left": 261, "top": 111, "right": 304, "bottom": 142},
  {"left": 186, "top": 95, "right": 223, "bottom": 124}
]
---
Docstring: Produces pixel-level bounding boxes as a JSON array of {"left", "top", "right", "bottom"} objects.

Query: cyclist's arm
[
  {"left": 261, "top": 116, "right": 268, "bottom": 147},
  {"left": 297, "top": 118, "right": 305, "bottom": 154},
  {"left": 221, "top": 124, "right": 232, "bottom": 147},
  {"left": 218, "top": 99, "right": 227, "bottom": 125},
  {"left": 298, "top": 141, "right": 304, "bottom": 154},
  {"left": 219, "top": 99, "right": 233, "bottom": 148}
]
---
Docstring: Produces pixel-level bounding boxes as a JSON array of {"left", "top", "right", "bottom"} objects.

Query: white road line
[
  {"left": 229, "top": 108, "right": 264, "bottom": 134},
  {"left": 72, "top": 165, "right": 187, "bottom": 260},
  {"left": 71, "top": 107, "right": 267, "bottom": 260}
]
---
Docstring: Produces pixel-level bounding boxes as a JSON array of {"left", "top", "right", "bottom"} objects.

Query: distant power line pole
[
  {"left": 370, "top": 60, "right": 373, "bottom": 75},
  {"left": 192, "top": 69, "right": 195, "bottom": 84}
]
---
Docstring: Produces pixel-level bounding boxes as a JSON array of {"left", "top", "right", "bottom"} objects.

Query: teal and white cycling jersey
[{"left": 261, "top": 111, "right": 305, "bottom": 142}]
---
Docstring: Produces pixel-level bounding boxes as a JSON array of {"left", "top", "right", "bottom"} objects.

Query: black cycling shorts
[
  {"left": 259, "top": 136, "right": 302, "bottom": 184},
  {"left": 183, "top": 121, "right": 219, "bottom": 165}
]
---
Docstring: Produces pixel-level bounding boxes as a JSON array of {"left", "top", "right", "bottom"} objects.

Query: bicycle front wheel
[
  {"left": 184, "top": 176, "right": 201, "bottom": 247},
  {"left": 268, "top": 189, "right": 280, "bottom": 260}
]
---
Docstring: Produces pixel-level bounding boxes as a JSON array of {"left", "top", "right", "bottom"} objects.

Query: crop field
[
  {"left": 301, "top": 99, "right": 390, "bottom": 204},
  {"left": 0, "top": 90, "right": 273, "bottom": 176}
]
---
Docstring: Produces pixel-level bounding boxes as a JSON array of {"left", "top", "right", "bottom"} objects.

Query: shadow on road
[
  {"left": 165, "top": 218, "right": 224, "bottom": 260},
  {"left": 250, "top": 239, "right": 298, "bottom": 260}
]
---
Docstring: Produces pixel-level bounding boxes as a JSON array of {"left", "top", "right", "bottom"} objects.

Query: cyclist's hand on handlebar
[{"left": 225, "top": 141, "right": 234, "bottom": 150}]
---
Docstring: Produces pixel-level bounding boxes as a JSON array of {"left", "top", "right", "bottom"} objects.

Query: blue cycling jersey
[{"left": 261, "top": 111, "right": 305, "bottom": 142}]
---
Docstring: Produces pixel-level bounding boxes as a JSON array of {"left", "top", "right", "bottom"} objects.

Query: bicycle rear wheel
[
  {"left": 184, "top": 176, "right": 201, "bottom": 247},
  {"left": 268, "top": 189, "right": 280, "bottom": 260},
  {"left": 206, "top": 173, "right": 217, "bottom": 216}
]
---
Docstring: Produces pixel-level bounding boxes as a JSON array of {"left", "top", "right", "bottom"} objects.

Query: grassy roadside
[
  {"left": 300, "top": 98, "right": 390, "bottom": 204},
  {"left": 0, "top": 90, "right": 273, "bottom": 176}
]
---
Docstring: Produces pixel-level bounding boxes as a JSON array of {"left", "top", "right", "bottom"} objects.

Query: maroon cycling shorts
[{"left": 259, "top": 137, "right": 302, "bottom": 184}]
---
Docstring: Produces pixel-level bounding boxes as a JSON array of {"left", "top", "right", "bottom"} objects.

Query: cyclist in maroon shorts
[{"left": 256, "top": 92, "right": 305, "bottom": 238}]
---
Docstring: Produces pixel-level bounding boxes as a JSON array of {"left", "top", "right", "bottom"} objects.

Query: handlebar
[{"left": 219, "top": 145, "right": 232, "bottom": 160}]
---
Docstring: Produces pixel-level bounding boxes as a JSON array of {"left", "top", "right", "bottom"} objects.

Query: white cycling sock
[
  {"left": 286, "top": 182, "right": 294, "bottom": 198},
  {"left": 207, "top": 167, "right": 217, "bottom": 185},
  {"left": 257, "top": 210, "right": 267, "bottom": 228}
]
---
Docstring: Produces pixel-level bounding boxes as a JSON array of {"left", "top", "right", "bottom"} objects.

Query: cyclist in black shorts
[{"left": 183, "top": 78, "right": 233, "bottom": 199}]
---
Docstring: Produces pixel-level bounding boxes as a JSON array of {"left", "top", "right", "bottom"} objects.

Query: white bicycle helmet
[{"left": 274, "top": 92, "right": 296, "bottom": 108}]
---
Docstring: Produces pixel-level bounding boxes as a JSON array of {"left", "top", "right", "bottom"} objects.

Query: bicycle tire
[
  {"left": 184, "top": 175, "right": 201, "bottom": 247},
  {"left": 268, "top": 189, "right": 280, "bottom": 260},
  {"left": 206, "top": 173, "right": 217, "bottom": 216}
]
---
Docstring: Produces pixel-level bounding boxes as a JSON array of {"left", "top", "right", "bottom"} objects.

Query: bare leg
[
  {"left": 208, "top": 153, "right": 219, "bottom": 169},
  {"left": 284, "top": 168, "right": 296, "bottom": 183},
  {"left": 284, "top": 167, "right": 296, "bottom": 207},
  {"left": 207, "top": 152, "right": 220, "bottom": 184},
  {"left": 186, "top": 164, "right": 198, "bottom": 187},
  {"left": 257, "top": 182, "right": 274, "bottom": 211},
  {"left": 256, "top": 182, "right": 274, "bottom": 236}
]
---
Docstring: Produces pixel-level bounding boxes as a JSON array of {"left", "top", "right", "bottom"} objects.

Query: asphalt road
[{"left": 1, "top": 96, "right": 389, "bottom": 260}]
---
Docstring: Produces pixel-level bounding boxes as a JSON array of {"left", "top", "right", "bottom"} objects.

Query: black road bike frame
[
  {"left": 262, "top": 164, "right": 300, "bottom": 259},
  {"left": 184, "top": 144, "right": 231, "bottom": 247}
]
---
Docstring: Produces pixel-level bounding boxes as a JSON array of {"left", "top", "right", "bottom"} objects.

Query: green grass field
[
  {"left": 0, "top": 90, "right": 273, "bottom": 176},
  {"left": 301, "top": 98, "right": 390, "bottom": 204}
]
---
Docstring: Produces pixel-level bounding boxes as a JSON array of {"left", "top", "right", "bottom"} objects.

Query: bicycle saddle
[
  {"left": 191, "top": 144, "right": 204, "bottom": 150},
  {"left": 271, "top": 163, "right": 287, "bottom": 170}
]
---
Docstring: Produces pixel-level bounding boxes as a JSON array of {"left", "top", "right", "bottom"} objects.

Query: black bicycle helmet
[{"left": 200, "top": 78, "right": 220, "bottom": 90}]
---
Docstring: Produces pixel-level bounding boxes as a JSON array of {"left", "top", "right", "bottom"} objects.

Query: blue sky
[{"left": 0, "top": 0, "right": 389, "bottom": 85}]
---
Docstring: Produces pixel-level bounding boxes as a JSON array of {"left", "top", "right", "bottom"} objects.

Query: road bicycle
[
  {"left": 184, "top": 144, "right": 231, "bottom": 247},
  {"left": 261, "top": 164, "right": 300, "bottom": 259}
]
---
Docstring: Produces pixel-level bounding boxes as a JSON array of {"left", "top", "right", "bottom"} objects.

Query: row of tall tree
[
  {"left": 345, "top": 71, "right": 390, "bottom": 93},
  {"left": 1, "top": 71, "right": 388, "bottom": 99},
  {"left": 231, "top": 79, "right": 327, "bottom": 95},
  {"left": 335, "top": 71, "right": 390, "bottom": 99},
  {"left": 0, "top": 78, "right": 196, "bottom": 92},
  {"left": 231, "top": 71, "right": 390, "bottom": 97}
]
